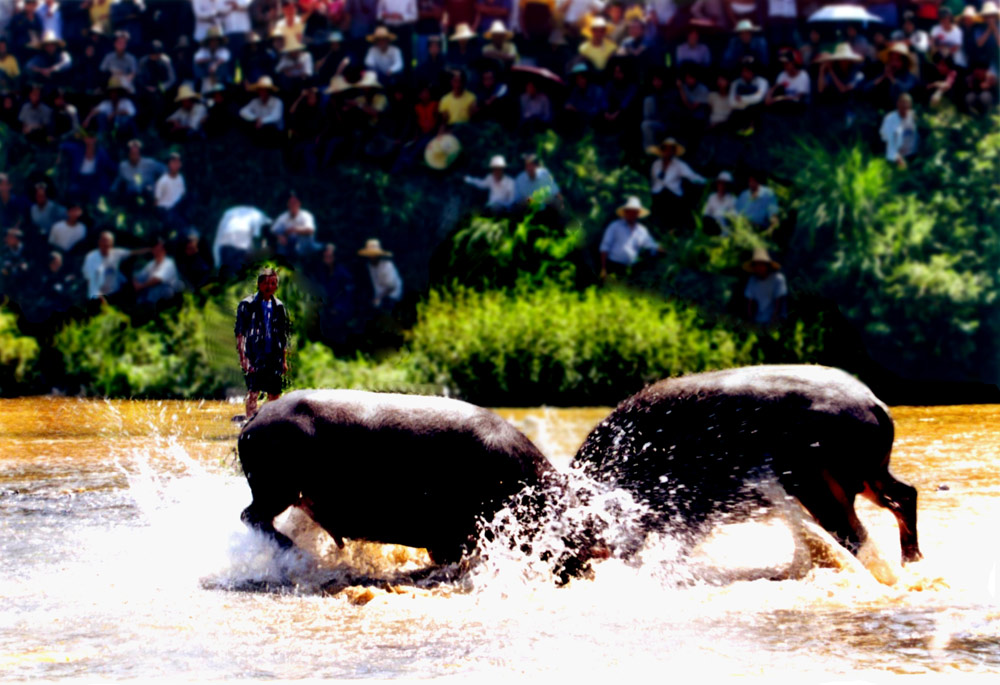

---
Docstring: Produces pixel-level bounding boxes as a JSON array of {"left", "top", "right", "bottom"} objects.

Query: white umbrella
[{"left": 807, "top": 5, "right": 884, "bottom": 23}]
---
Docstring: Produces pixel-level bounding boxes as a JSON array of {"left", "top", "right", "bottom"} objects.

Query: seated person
[
  {"left": 24, "top": 31, "right": 73, "bottom": 86},
  {"left": 133, "top": 239, "right": 181, "bottom": 305},
  {"left": 364, "top": 26, "right": 404, "bottom": 84},
  {"left": 112, "top": 139, "right": 165, "bottom": 203},
  {"left": 765, "top": 51, "right": 811, "bottom": 110},
  {"left": 193, "top": 27, "right": 233, "bottom": 92},
  {"left": 734, "top": 172, "right": 779, "bottom": 231},
  {"left": 165, "top": 83, "right": 209, "bottom": 139},
  {"left": 578, "top": 17, "right": 618, "bottom": 71},
  {"left": 463, "top": 154, "right": 516, "bottom": 212},
  {"left": 723, "top": 19, "right": 769, "bottom": 71},
  {"left": 82, "top": 77, "right": 138, "bottom": 139},
  {"left": 239, "top": 76, "right": 284, "bottom": 142},
  {"left": 599, "top": 196, "right": 661, "bottom": 278},
  {"left": 439, "top": 69, "right": 477, "bottom": 125},
  {"left": 481, "top": 20, "right": 519, "bottom": 67}
]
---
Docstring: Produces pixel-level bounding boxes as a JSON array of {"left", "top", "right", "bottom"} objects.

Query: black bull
[
  {"left": 572, "top": 365, "right": 922, "bottom": 565},
  {"left": 238, "top": 389, "right": 590, "bottom": 571}
]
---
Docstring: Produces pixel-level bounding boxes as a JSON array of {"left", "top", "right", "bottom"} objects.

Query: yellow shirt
[
  {"left": 89, "top": 0, "right": 112, "bottom": 35},
  {"left": 578, "top": 38, "right": 618, "bottom": 71},
  {"left": 0, "top": 55, "right": 19, "bottom": 79},
  {"left": 439, "top": 90, "right": 477, "bottom": 125}
]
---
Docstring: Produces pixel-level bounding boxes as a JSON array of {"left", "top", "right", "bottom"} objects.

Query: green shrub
[{"left": 0, "top": 307, "right": 40, "bottom": 394}]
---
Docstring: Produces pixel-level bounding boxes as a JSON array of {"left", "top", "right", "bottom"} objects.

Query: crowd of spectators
[{"left": 0, "top": 0, "right": 996, "bottom": 341}]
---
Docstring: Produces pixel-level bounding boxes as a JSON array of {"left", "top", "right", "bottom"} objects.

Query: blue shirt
[
  {"left": 735, "top": 186, "right": 779, "bottom": 227},
  {"left": 599, "top": 219, "right": 659, "bottom": 266},
  {"left": 514, "top": 167, "right": 560, "bottom": 205}
]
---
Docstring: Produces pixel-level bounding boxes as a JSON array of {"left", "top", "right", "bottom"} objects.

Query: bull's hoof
[{"left": 902, "top": 548, "right": 923, "bottom": 564}]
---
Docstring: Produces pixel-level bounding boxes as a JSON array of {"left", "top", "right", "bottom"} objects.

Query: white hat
[
  {"left": 743, "top": 247, "right": 781, "bottom": 272},
  {"left": 733, "top": 19, "right": 760, "bottom": 32},
  {"left": 816, "top": 42, "right": 864, "bottom": 63},
  {"left": 450, "top": 23, "right": 477, "bottom": 41},
  {"left": 616, "top": 196, "right": 650, "bottom": 218},
  {"left": 590, "top": 17, "right": 609, "bottom": 31},
  {"left": 489, "top": 155, "right": 507, "bottom": 168},
  {"left": 981, "top": 1, "right": 999, "bottom": 17},
  {"left": 484, "top": 20, "right": 513, "bottom": 40},
  {"left": 716, "top": 171, "right": 733, "bottom": 183}
]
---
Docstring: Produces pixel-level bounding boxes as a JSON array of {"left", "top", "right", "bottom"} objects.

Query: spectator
[
  {"left": 564, "top": 62, "right": 605, "bottom": 130},
  {"left": 446, "top": 22, "right": 479, "bottom": 71},
  {"left": 902, "top": 11, "right": 931, "bottom": 55},
  {"left": 165, "top": 83, "right": 209, "bottom": 140},
  {"left": 964, "top": 63, "right": 998, "bottom": 115},
  {"left": 414, "top": 33, "right": 447, "bottom": 89},
  {"left": 513, "top": 152, "right": 560, "bottom": 207},
  {"left": 734, "top": 171, "right": 779, "bottom": 231},
  {"left": 347, "top": 0, "right": 380, "bottom": 47},
  {"left": 358, "top": 237, "right": 402, "bottom": 308},
  {"left": 519, "top": 78, "right": 552, "bottom": 131},
  {"left": 648, "top": 137, "right": 706, "bottom": 228},
  {"left": 599, "top": 196, "right": 661, "bottom": 279},
  {"left": 35, "top": 250, "right": 80, "bottom": 319},
  {"left": 176, "top": 229, "right": 211, "bottom": 290},
  {"left": 48, "top": 201, "right": 87, "bottom": 254},
  {"left": 239, "top": 75, "right": 284, "bottom": 141},
  {"left": 0, "top": 37, "right": 19, "bottom": 88},
  {"left": 415, "top": 0, "right": 445, "bottom": 65},
  {"left": 676, "top": 65, "right": 711, "bottom": 129},
  {"left": 880, "top": 92, "right": 918, "bottom": 169},
  {"left": 274, "top": 35, "right": 313, "bottom": 90},
  {"left": 194, "top": 26, "right": 233, "bottom": 92},
  {"left": 766, "top": 51, "right": 811, "bottom": 111},
  {"left": 413, "top": 83, "right": 439, "bottom": 134},
  {"left": 931, "top": 8, "right": 965, "bottom": 68},
  {"left": 83, "top": 0, "right": 112, "bottom": 36},
  {"left": 133, "top": 239, "right": 181, "bottom": 305},
  {"left": 8, "top": 0, "right": 43, "bottom": 61},
  {"left": 728, "top": 56, "right": 767, "bottom": 133},
  {"left": 99, "top": 30, "right": 138, "bottom": 92},
  {"left": 481, "top": 19, "right": 518, "bottom": 66},
  {"left": 50, "top": 88, "right": 79, "bottom": 139},
  {"left": 212, "top": 205, "right": 271, "bottom": 275},
  {"left": 313, "top": 242, "right": 356, "bottom": 348},
  {"left": 474, "top": 68, "right": 510, "bottom": 121},
  {"left": 38, "top": 0, "right": 62, "bottom": 40},
  {"left": 19, "top": 84, "right": 52, "bottom": 143},
  {"left": 868, "top": 43, "right": 918, "bottom": 111},
  {"left": 222, "top": 0, "right": 254, "bottom": 55},
  {"left": 743, "top": 246, "right": 787, "bottom": 326},
  {"left": 58, "top": 128, "right": 116, "bottom": 206},
  {"left": 113, "top": 139, "right": 165, "bottom": 204},
  {"left": 701, "top": 171, "right": 736, "bottom": 235},
  {"left": 154, "top": 152, "right": 187, "bottom": 231},
  {"left": 363, "top": 25, "right": 404, "bottom": 83},
  {"left": 723, "top": 19, "right": 769, "bottom": 71},
  {"left": 271, "top": 191, "right": 318, "bottom": 259},
  {"left": 376, "top": 0, "right": 418, "bottom": 71},
  {"left": 83, "top": 77, "right": 138, "bottom": 139},
  {"left": 578, "top": 16, "right": 617, "bottom": 71},
  {"left": 766, "top": 0, "right": 799, "bottom": 50},
  {"left": 641, "top": 67, "right": 670, "bottom": 148},
  {"left": 463, "top": 154, "right": 516, "bottom": 212},
  {"left": 0, "top": 228, "right": 29, "bottom": 296},
  {"left": 137, "top": 41, "right": 177, "bottom": 105},
  {"left": 29, "top": 182, "right": 66, "bottom": 241},
  {"left": 0, "top": 173, "right": 28, "bottom": 231},
  {"left": 273, "top": 0, "right": 305, "bottom": 43},
  {"left": 439, "top": 68, "right": 477, "bottom": 124},
  {"left": 676, "top": 28, "right": 711, "bottom": 68},
  {"left": 975, "top": 3, "right": 999, "bottom": 69},
  {"left": 81, "top": 230, "right": 139, "bottom": 301},
  {"left": 24, "top": 30, "right": 73, "bottom": 87}
]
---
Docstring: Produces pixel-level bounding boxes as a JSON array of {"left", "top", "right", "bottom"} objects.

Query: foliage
[{"left": 0, "top": 306, "right": 40, "bottom": 393}]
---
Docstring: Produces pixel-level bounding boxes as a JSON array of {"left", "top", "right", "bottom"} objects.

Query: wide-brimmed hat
[
  {"left": 743, "top": 247, "right": 781, "bottom": 272},
  {"left": 816, "top": 42, "right": 863, "bottom": 63},
  {"left": 355, "top": 70, "right": 382, "bottom": 89},
  {"left": 616, "top": 196, "right": 650, "bottom": 218},
  {"left": 959, "top": 5, "right": 982, "bottom": 21},
  {"left": 281, "top": 35, "right": 306, "bottom": 53},
  {"left": 484, "top": 20, "right": 513, "bottom": 40},
  {"left": 886, "top": 41, "right": 915, "bottom": 65},
  {"left": 174, "top": 83, "right": 201, "bottom": 102},
  {"left": 31, "top": 30, "right": 65, "bottom": 49},
  {"left": 202, "top": 26, "right": 227, "bottom": 44},
  {"left": 247, "top": 75, "right": 279, "bottom": 91},
  {"left": 589, "top": 17, "right": 609, "bottom": 31},
  {"left": 982, "top": 1, "right": 999, "bottom": 17},
  {"left": 489, "top": 154, "right": 507, "bottom": 169},
  {"left": 357, "top": 238, "right": 393, "bottom": 258},
  {"left": 733, "top": 19, "right": 760, "bottom": 32},
  {"left": 425, "top": 133, "right": 462, "bottom": 170},
  {"left": 647, "top": 137, "right": 686, "bottom": 157},
  {"left": 367, "top": 26, "right": 397, "bottom": 42},
  {"left": 324, "top": 74, "right": 352, "bottom": 94},
  {"left": 715, "top": 171, "right": 733, "bottom": 184},
  {"left": 450, "top": 22, "right": 476, "bottom": 41}
]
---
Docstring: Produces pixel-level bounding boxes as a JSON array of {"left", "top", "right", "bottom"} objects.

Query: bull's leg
[
  {"left": 785, "top": 469, "right": 869, "bottom": 557},
  {"left": 862, "top": 471, "right": 922, "bottom": 564},
  {"left": 241, "top": 502, "right": 295, "bottom": 550}
]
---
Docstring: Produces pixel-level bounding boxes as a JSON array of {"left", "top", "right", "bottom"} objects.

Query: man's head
[
  {"left": 167, "top": 152, "right": 182, "bottom": 175},
  {"left": 152, "top": 239, "right": 167, "bottom": 261},
  {"left": 185, "top": 230, "right": 200, "bottom": 255},
  {"left": 428, "top": 35, "right": 442, "bottom": 57},
  {"left": 781, "top": 55, "right": 798, "bottom": 75},
  {"left": 287, "top": 193, "right": 301, "bottom": 215},
  {"left": 34, "top": 182, "right": 48, "bottom": 205},
  {"left": 740, "top": 58, "right": 755, "bottom": 83},
  {"left": 939, "top": 7, "right": 954, "bottom": 28},
  {"left": 28, "top": 86, "right": 42, "bottom": 106},
  {"left": 127, "top": 140, "right": 142, "bottom": 164},
  {"left": 450, "top": 69, "right": 466, "bottom": 94},
  {"left": 523, "top": 153, "right": 539, "bottom": 177},
  {"left": 67, "top": 202, "right": 82, "bottom": 224},
  {"left": 747, "top": 173, "right": 761, "bottom": 192},
  {"left": 590, "top": 18, "right": 607, "bottom": 45},
  {"left": 4, "top": 228, "right": 21, "bottom": 249},
  {"left": 114, "top": 31, "right": 128, "bottom": 54},
  {"left": 897, "top": 92, "right": 913, "bottom": 115},
  {"left": 481, "top": 69, "right": 496, "bottom": 90},
  {"left": 0, "top": 173, "right": 10, "bottom": 196},
  {"left": 257, "top": 268, "right": 279, "bottom": 298},
  {"left": 322, "top": 243, "right": 335, "bottom": 265},
  {"left": 98, "top": 230, "right": 115, "bottom": 255},
  {"left": 686, "top": 28, "right": 699, "bottom": 46}
]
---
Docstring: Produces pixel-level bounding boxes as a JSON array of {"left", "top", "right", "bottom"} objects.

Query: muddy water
[{"left": 0, "top": 398, "right": 998, "bottom": 679}]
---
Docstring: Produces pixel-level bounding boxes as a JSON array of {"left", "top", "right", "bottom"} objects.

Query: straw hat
[
  {"left": 489, "top": 154, "right": 507, "bottom": 169},
  {"left": 356, "top": 70, "right": 382, "bottom": 89},
  {"left": 646, "top": 137, "right": 686, "bottom": 157},
  {"left": 616, "top": 196, "right": 650, "bottom": 218},
  {"left": 959, "top": 5, "right": 982, "bottom": 21},
  {"left": 733, "top": 19, "right": 760, "bottom": 32},
  {"left": 31, "top": 30, "right": 65, "bottom": 49},
  {"left": 324, "top": 74, "right": 352, "bottom": 95},
  {"left": 816, "top": 42, "right": 863, "bottom": 63},
  {"left": 367, "top": 26, "right": 397, "bottom": 42},
  {"left": 715, "top": 171, "right": 733, "bottom": 184},
  {"left": 982, "top": 1, "right": 999, "bottom": 17},
  {"left": 202, "top": 26, "right": 227, "bottom": 44},
  {"left": 484, "top": 20, "right": 513, "bottom": 40},
  {"left": 357, "top": 238, "right": 393, "bottom": 258},
  {"left": 743, "top": 247, "right": 781, "bottom": 272},
  {"left": 247, "top": 75, "right": 279, "bottom": 91},
  {"left": 450, "top": 22, "right": 477, "bottom": 41},
  {"left": 589, "top": 17, "right": 609, "bottom": 31},
  {"left": 424, "top": 132, "right": 462, "bottom": 170},
  {"left": 281, "top": 35, "right": 306, "bottom": 53},
  {"left": 886, "top": 41, "right": 915, "bottom": 65},
  {"left": 174, "top": 83, "right": 202, "bottom": 102}
]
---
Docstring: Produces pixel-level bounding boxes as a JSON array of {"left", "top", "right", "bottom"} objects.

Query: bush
[{"left": 0, "top": 307, "right": 40, "bottom": 394}]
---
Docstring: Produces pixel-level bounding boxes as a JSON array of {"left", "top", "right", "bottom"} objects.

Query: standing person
[
  {"left": 154, "top": 152, "right": 187, "bottom": 232},
  {"left": 235, "top": 267, "right": 291, "bottom": 419},
  {"left": 647, "top": 137, "right": 706, "bottom": 230},
  {"left": 358, "top": 238, "right": 402, "bottom": 309},
  {"left": 598, "top": 195, "right": 662, "bottom": 280},
  {"left": 463, "top": 153, "right": 515, "bottom": 212},
  {"left": 701, "top": 171, "right": 736, "bottom": 235},
  {"left": 880, "top": 92, "right": 918, "bottom": 169},
  {"left": 743, "top": 246, "right": 787, "bottom": 326}
]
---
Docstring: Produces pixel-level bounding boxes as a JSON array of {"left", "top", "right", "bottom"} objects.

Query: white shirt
[
  {"left": 464, "top": 174, "right": 516, "bottom": 209},
  {"left": 931, "top": 24, "right": 966, "bottom": 66},
  {"left": 192, "top": 0, "right": 224, "bottom": 40},
  {"left": 275, "top": 51, "right": 314, "bottom": 78},
  {"left": 650, "top": 157, "right": 706, "bottom": 197},
  {"left": 154, "top": 173, "right": 186, "bottom": 209},
  {"left": 365, "top": 45, "right": 404, "bottom": 76},
  {"left": 880, "top": 110, "right": 917, "bottom": 162},
  {"left": 220, "top": 0, "right": 252, "bottom": 34},
  {"left": 167, "top": 102, "right": 208, "bottom": 131},
  {"left": 775, "top": 70, "right": 811, "bottom": 100},
  {"left": 194, "top": 46, "right": 231, "bottom": 65},
  {"left": 212, "top": 206, "right": 270, "bottom": 266},
  {"left": 94, "top": 98, "right": 137, "bottom": 118},
  {"left": 368, "top": 259, "right": 403, "bottom": 303},
  {"left": 137, "top": 256, "right": 180, "bottom": 289},
  {"left": 649, "top": 0, "right": 679, "bottom": 26},
  {"left": 377, "top": 0, "right": 417, "bottom": 24},
  {"left": 239, "top": 96, "right": 284, "bottom": 128},
  {"left": 767, "top": 0, "right": 796, "bottom": 18},
  {"left": 82, "top": 247, "right": 129, "bottom": 298},
  {"left": 49, "top": 220, "right": 86, "bottom": 252},
  {"left": 702, "top": 192, "right": 737, "bottom": 227},
  {"left": 563, "top": 0, "right": 593, "bottom": 25},
  {"left": 272, "top": 209, "right": 316, "bottom": 237},
  {"left": 599, "top": 219, "right": 659, "bottom": 266}
]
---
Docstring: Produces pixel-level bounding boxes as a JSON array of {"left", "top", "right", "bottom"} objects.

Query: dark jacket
[{"left": 235, "top": 293, "right": 291, "bottom": 364}]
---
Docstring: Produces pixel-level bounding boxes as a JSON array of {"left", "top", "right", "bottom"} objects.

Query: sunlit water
[{"left": 1, "top": 398, "right": 998, "bottom": 679}]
